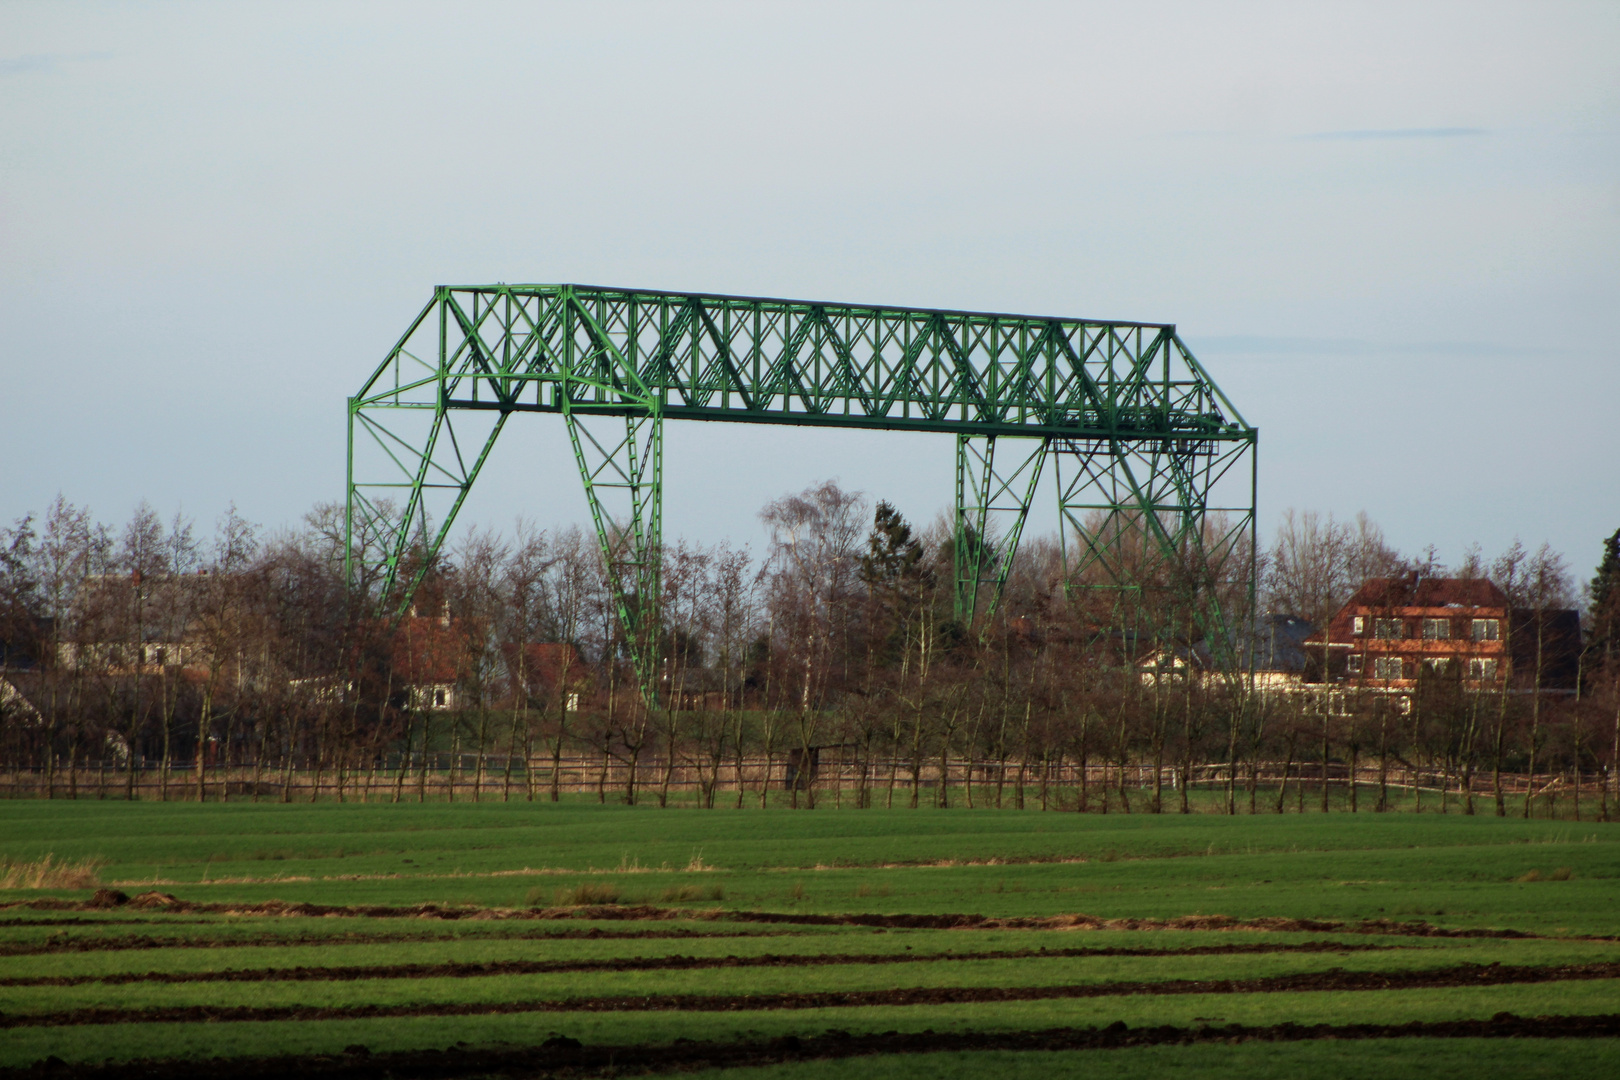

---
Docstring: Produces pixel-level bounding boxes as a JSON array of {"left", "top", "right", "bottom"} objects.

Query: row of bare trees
[{"left": 1, "top": 490, "right": 1616, "bottom": 817}]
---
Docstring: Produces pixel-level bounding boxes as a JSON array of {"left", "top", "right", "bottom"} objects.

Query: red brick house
[
  {"left": 502, "top": 642, "right": 591, "bottom": 712},
  {"left": 1305, "top": 574, "right": 1581, "bottom": 694},
  {"left": 391, "top": 613, "right": 474, "bottom": 710}
]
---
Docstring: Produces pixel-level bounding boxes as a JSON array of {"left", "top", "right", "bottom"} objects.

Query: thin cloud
[
  {"left": 0, "top": 51, "right": 112, "bottom": 76},
  {"left": 1295, "top": 127, "right": 1487, "bottom": 141}
]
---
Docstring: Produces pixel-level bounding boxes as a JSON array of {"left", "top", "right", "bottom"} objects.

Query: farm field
[{"left": 2, "top": 801, "right": 1618, "bottom": 1078}]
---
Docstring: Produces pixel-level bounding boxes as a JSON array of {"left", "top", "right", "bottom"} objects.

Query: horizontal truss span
[
  {"left": 347, "top": 284, "right": 1259, "bottom": 698},
  {"left": 353, "top": 284, "right": 1252, "bottom": 440},
  {"left": 438, "top": 398, "right": 1249, "bottom": 443}
]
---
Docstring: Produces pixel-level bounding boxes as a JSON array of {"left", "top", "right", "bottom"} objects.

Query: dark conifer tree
[
  {"left": 1583, "top": 527, "right": 1620, "bottom": 688},
  {"left": 859, "top": 502, "right": 934, "bottom": 665}
]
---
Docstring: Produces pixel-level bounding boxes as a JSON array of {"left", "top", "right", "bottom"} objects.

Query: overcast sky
[{"left": 3, "top": 1, "right": 1616, "bottom": 578}]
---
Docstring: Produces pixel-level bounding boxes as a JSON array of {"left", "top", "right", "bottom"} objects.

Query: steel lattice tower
[{"left": 346, "top": 285, "right": 1258, "bottom": 698}]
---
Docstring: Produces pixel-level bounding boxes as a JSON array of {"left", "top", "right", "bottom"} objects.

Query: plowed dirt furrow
[
  {"left": 5, "top": 961, "right": 1615, "bottom": 1028},
  {"left": 2, "top": 896, "right": 1555, "bottom": 939},
  {"left": 0, "top": 940, "right": 1400, "bottom": 987},
  {"left": 5, "top": 1012, "right": 1619, "bottom": 1079}
]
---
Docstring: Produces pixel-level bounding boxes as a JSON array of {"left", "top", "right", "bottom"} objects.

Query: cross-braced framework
[
  {"left": 954, "top": 436, "right": 1047, "bottom": 629},
  {"left": 347, "top": 285, "right": 1258, "bottom": 699},
  {"left": 1054, "top": 429, "right": 1257, "bottom": 660},
  {"left": 563, "top": 409, "right": 662, "bottom": 695}
]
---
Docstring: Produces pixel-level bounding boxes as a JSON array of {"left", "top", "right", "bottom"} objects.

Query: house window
[
  {"left": 1397, "top": 695, "right": 1412, "bottom": 716},
  {"left": 1346, "top": 654, "right": 1363, "bottom": 675},
  {"left": 1422, "top": 618, "right": 1451, "bottom": 641},
  {"left": 565, "top": 692, "right": 580, "bottom": 712},
  {"left": 1352, "top": 616, "right": 1365, "bottom": 635},
  {"left": 1373, "top": 656, "right": 1404, "bottom": 680},
  {"left": 1469, "top": 657, "right": 1498, "bottom": 679},
  {"left": 433, "top": 688, "right": 446, "bottom": 707},
  {"left": 1373, "top": 618, "right": 1404, "bottom": 640},
  {"left": 1472, "top": 618, "right": 1500, "bottom": 642},
  {"left": 1425, "top": 657, "right": 1451, "bottom": 673}
]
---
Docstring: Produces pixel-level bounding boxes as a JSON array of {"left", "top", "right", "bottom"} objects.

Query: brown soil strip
[
  {"left": 5, "top": 961, "right": 1616, "bottom": 1029},
  {"left": 721, "top": 909, "right": 1542, "bottom": 938},
  {"left": 0, "top": 919, "right": 206, "bottom": 928},
  {"left": 5, "top": 1013, "right": 1619, "bottom": 1080},
  {"left": 0, "top": 894, "right": 1553, "bottom": 939},
  {"left": 0, "top": 928, "right": 801, "bottom": 958},
  {"left": 0, "top": 940, "right": 1399, "bottom": 987}
]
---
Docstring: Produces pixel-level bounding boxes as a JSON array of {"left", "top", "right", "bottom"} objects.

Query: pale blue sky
[{"left": 2, "top": 1, "right": 1616, "bottom": 575}]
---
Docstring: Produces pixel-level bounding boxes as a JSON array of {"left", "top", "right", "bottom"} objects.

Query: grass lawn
[{"left": 1, "top": 801, "right": 1616, "bottom": 1074}]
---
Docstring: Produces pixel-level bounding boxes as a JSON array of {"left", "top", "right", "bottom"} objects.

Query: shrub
[
  {"left": 0, "top": 855, "right": 105, "bottom": 890},
  {"left": 663, "top": 883, "right": 725, "bottom": 902},
  {"left": 537, "top": 881, "right": 622, "bottom": 907}
]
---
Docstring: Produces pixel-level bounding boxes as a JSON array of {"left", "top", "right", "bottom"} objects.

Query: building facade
[{"left": 1305, "top": 575, "right": 1580, "bottom": 696}]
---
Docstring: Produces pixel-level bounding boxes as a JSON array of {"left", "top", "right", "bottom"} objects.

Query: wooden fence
[{"left": 2, "top": 752, "right": 1615, "bottom": 812}]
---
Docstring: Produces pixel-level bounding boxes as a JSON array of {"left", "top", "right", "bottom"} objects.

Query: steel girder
[
  {"left": 564, "top": 408, "right": 662, "bottom": 697},
  {"left": 954, "top": 436, "right": 1047, "bottom": 628},
  {"left": 347, "top": 284, "right": 1258, "bottom": 693}
]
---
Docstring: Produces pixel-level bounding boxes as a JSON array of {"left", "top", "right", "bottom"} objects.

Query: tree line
[{"left": 1, "top": 488, "right": 1616, "bottom": 818}]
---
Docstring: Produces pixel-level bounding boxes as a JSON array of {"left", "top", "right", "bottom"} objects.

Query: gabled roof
[
  {"left": 1139, "top": 614, "right": 1318, "bottom": 675},
  {"left": 506, "top": 642, "right": 589, "bottom": 690},
  {"left": 390, "top": 616, "right": 472, "bottom": 685},
  {"left": 1195, "top": 613, "right": 1317, "bottom": 673},
  {"left": 1344, "top": 576, "right": 1507, "bottom": 610},
  {"left": 1308, "top": 575, "right": 1511, "bottom": 645}
]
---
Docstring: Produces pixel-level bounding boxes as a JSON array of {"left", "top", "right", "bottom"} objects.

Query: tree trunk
[
  {"left": 1522, "top": 623, "right": 1547, "bottom": 819},
  {"left": 1377, "top": 711, "right": 1390, "bottom": 812},
  {"left": 1320, "top": 712, "right": 1331, "bottom": 813},
  {"left": 1275, "top": 729, "right": 1297, "bottom": 814},
  {"left": 1349, "top": 742, "right": 1359, "bottom": 813}
]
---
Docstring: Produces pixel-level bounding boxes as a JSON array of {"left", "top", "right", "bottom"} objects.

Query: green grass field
[{"left": 2, "top": 801, "right": 1618, "bottom": 1077}]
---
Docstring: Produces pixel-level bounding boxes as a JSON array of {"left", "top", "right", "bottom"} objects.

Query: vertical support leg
[
  {"left": 346, "top": 289, "right": 511, "bottom": 618},
  {"left": 954, "top": 435, "right": 1047, "bottom": 633},
  {"left": 566, "top": 409, "right": 663, "bottom": 705},
  {"left": 349, "top": 403, "right": 509, "bottom": 616},
  {"left": 1054, "top": 434, "right": 1256, "bottom": 668}
]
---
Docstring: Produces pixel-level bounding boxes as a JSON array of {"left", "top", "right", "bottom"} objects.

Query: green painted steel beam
[{"left": 347, "top": 284, "right": 1259, "bottom": 699}]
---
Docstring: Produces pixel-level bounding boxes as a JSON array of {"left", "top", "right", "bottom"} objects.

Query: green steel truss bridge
[{"left": 346, "top": 284, "right": 1257, "bottom": 694}]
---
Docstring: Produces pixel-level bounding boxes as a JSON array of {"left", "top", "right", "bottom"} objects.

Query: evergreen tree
[
  {"left": 1583, "top": 527, "right": 1620, "bottom": 687},
  {"left": 859, "top": 502, "right": 934, "bottom": 664},
  {"left": 0, "top": 515, "right": 39, "bottom": 668},
  {"left": 859, "top": 502, "right": 926, "bottom": 593}
]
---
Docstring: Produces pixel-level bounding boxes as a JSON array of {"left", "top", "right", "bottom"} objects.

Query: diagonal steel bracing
[
  {"left": 564, "top": 409, "right": 662, "bottom": 698},
  {"left": 954, "top": 436, "right": 1047, "bottom": 629},
  {"left": 348, "top": 285, "right": 1258, "bottom": 701}
]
